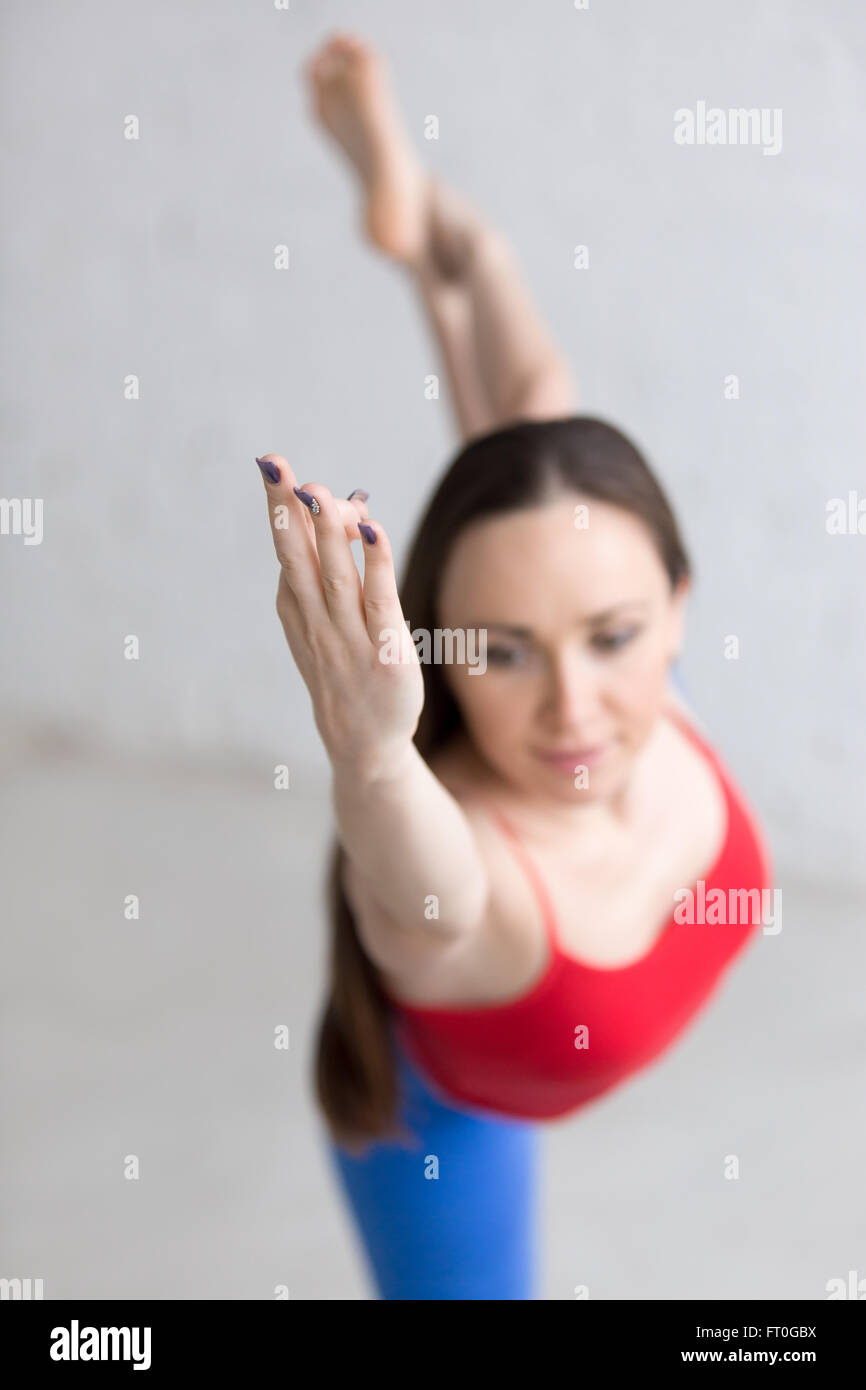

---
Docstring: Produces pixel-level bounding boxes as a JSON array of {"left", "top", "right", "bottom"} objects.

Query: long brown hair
[{"left": 313, "top": 416, "right": 691, "bottom": 1151}]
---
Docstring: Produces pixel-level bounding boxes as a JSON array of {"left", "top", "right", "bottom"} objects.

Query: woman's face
[{"left": 436, "top": 493, "right": 689, "bottom": 804}]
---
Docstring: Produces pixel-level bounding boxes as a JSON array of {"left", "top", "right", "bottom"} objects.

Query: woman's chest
[
  {"left": 393, "top": 714, "right": 732, "bottom": 1007},
  {"left": 536, "top": 775, "right": 728, "bottom": 967}
]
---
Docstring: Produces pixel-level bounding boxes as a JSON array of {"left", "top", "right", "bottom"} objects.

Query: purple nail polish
[
  {"left": 256, "top": 456, "right": 280, "bottom": 484},
  {"left": 347, "top": 489, "right": 370, "bottom": 502},
  {"left": 293, "top": 486, "right": 321, "bottom": 515},
  {"left": 359, "top": 522, "right": 377, "bottom": 545}
]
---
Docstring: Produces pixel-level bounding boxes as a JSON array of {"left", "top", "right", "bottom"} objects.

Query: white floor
[{"left": 2, "top": 735, "right": 863, "bottom": 1300}]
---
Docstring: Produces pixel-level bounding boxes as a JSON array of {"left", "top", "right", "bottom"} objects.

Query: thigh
[{"left": 326, "top": 1035, "right": 540, "bottom": 1300}]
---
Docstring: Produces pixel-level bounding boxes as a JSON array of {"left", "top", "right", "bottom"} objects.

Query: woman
[{"left": 254, "top": 33, "right": 773, "bottom": 1300}]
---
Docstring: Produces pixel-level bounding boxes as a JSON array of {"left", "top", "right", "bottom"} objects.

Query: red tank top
[{"left": 387, "top": 709, "right": 774, "bottom": 1121}]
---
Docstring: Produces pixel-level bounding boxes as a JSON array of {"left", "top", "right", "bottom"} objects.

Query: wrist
[{"left": 330, "top": 737, "right": 418, "bottom": 789}]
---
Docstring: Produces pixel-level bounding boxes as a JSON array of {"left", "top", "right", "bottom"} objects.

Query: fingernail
[
  {"left": 347, "top": 489, "right": 370, "bottom": 502},
  {"left": 358, "top": 522, "right": 377, "bottom": 545},
  {"left": 293, "top": 486, "right": 321, "bottom": 515},
  {"left": 256, "top": 456, "right": 280, "bottom": 484}
]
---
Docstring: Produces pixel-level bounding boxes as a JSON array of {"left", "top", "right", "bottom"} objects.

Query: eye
[
  {"left": 486, "top": 644, "right": 528, "bottom": 668},
  {"left": 592, "top": 627, "right": 640, "bottom": 652}
]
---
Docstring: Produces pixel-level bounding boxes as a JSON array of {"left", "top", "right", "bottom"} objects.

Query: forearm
[{"left": 331, "top": 740, "right": 489, "bottom": 937}]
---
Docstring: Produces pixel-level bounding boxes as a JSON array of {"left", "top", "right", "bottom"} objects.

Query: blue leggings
[{"left": 326, "top": 1030, "right": 540, "bottom": 1300}]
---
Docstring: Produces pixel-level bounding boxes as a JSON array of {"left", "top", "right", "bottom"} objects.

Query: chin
[
  {"left": 533, "top": 743, "right": 632, "bottom": 798},
  {"left": 546, "top": 767, "right": 613, "bottom": 800}
]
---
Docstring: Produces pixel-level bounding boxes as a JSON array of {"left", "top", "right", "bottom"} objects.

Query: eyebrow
[{"left": 469, "top": 603, "right": 651, "bottom": 636}]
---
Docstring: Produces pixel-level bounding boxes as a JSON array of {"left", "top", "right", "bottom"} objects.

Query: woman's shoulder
[
  {"left": 425, "top": 730, "right": 491, "bottom": 804},
  {"left": 659, "top": 687, "right": 774, "bottom": 889},
  {"left": 423, "top": 734, "right": 523, "bottom": 856},
  {"left": 661, "top": 680, "right": 710, "bottom": 740}
]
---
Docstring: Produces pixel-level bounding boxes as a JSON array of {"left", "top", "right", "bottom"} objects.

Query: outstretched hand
[{"left": 256, "top": 454, "right": 424, "bottom": 777}]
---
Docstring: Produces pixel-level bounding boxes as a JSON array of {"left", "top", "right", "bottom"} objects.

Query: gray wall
[{"left": 3, "top": 0, "right": 865, "bottom": 885}]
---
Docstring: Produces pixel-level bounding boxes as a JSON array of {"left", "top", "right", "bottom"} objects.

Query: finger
[
  {"left": 274, "top": 568, "right": 304, "bottom": 649},
  {"left": 345, "top": 487, "right": 370, "bottom": 516},
  {"left": 336, "top": 490, "right": 371, "bottom": 539},
  {"left": 256, "top": 454, "right": 328, "bottom": 625},
  {"left": 293, "top": 481, "right": 368, "bottom": 638},
  {"left": 355, "top": 518, "right": 413, "bottom": 654},
  {"left": 274, "top": 570, "right": 326, "bottom": 687}
]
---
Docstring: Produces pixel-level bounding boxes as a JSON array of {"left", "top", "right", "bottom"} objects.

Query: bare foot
[{"left": 306, "top": 33, "right": 431, "bottom": 262}]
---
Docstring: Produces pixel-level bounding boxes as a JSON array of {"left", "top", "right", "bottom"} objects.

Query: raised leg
[{"left": 306, "top": 32, "right": 577, "bottom": 442}]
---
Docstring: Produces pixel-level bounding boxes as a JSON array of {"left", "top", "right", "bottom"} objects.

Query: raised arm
[{"left": 256, "top": 453, "right": 489, "bottom": 942}]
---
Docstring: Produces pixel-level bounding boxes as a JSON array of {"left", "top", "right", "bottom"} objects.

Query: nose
[{"left": 539, "top": 647, "right": 602, "bottom": 732}]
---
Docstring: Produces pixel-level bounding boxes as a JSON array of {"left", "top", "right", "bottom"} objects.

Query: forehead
[{"left": 437, "top": 496, "right": 667, "bottom": 620}]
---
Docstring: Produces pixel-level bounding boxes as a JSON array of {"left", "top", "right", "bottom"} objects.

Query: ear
[{"left": 668, "top": 575, "right": 691, "bottom": 661}]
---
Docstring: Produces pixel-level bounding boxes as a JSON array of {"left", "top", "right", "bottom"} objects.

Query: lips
[{"left": 536, "top": 743, "right": 611, "bottom": 769}]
